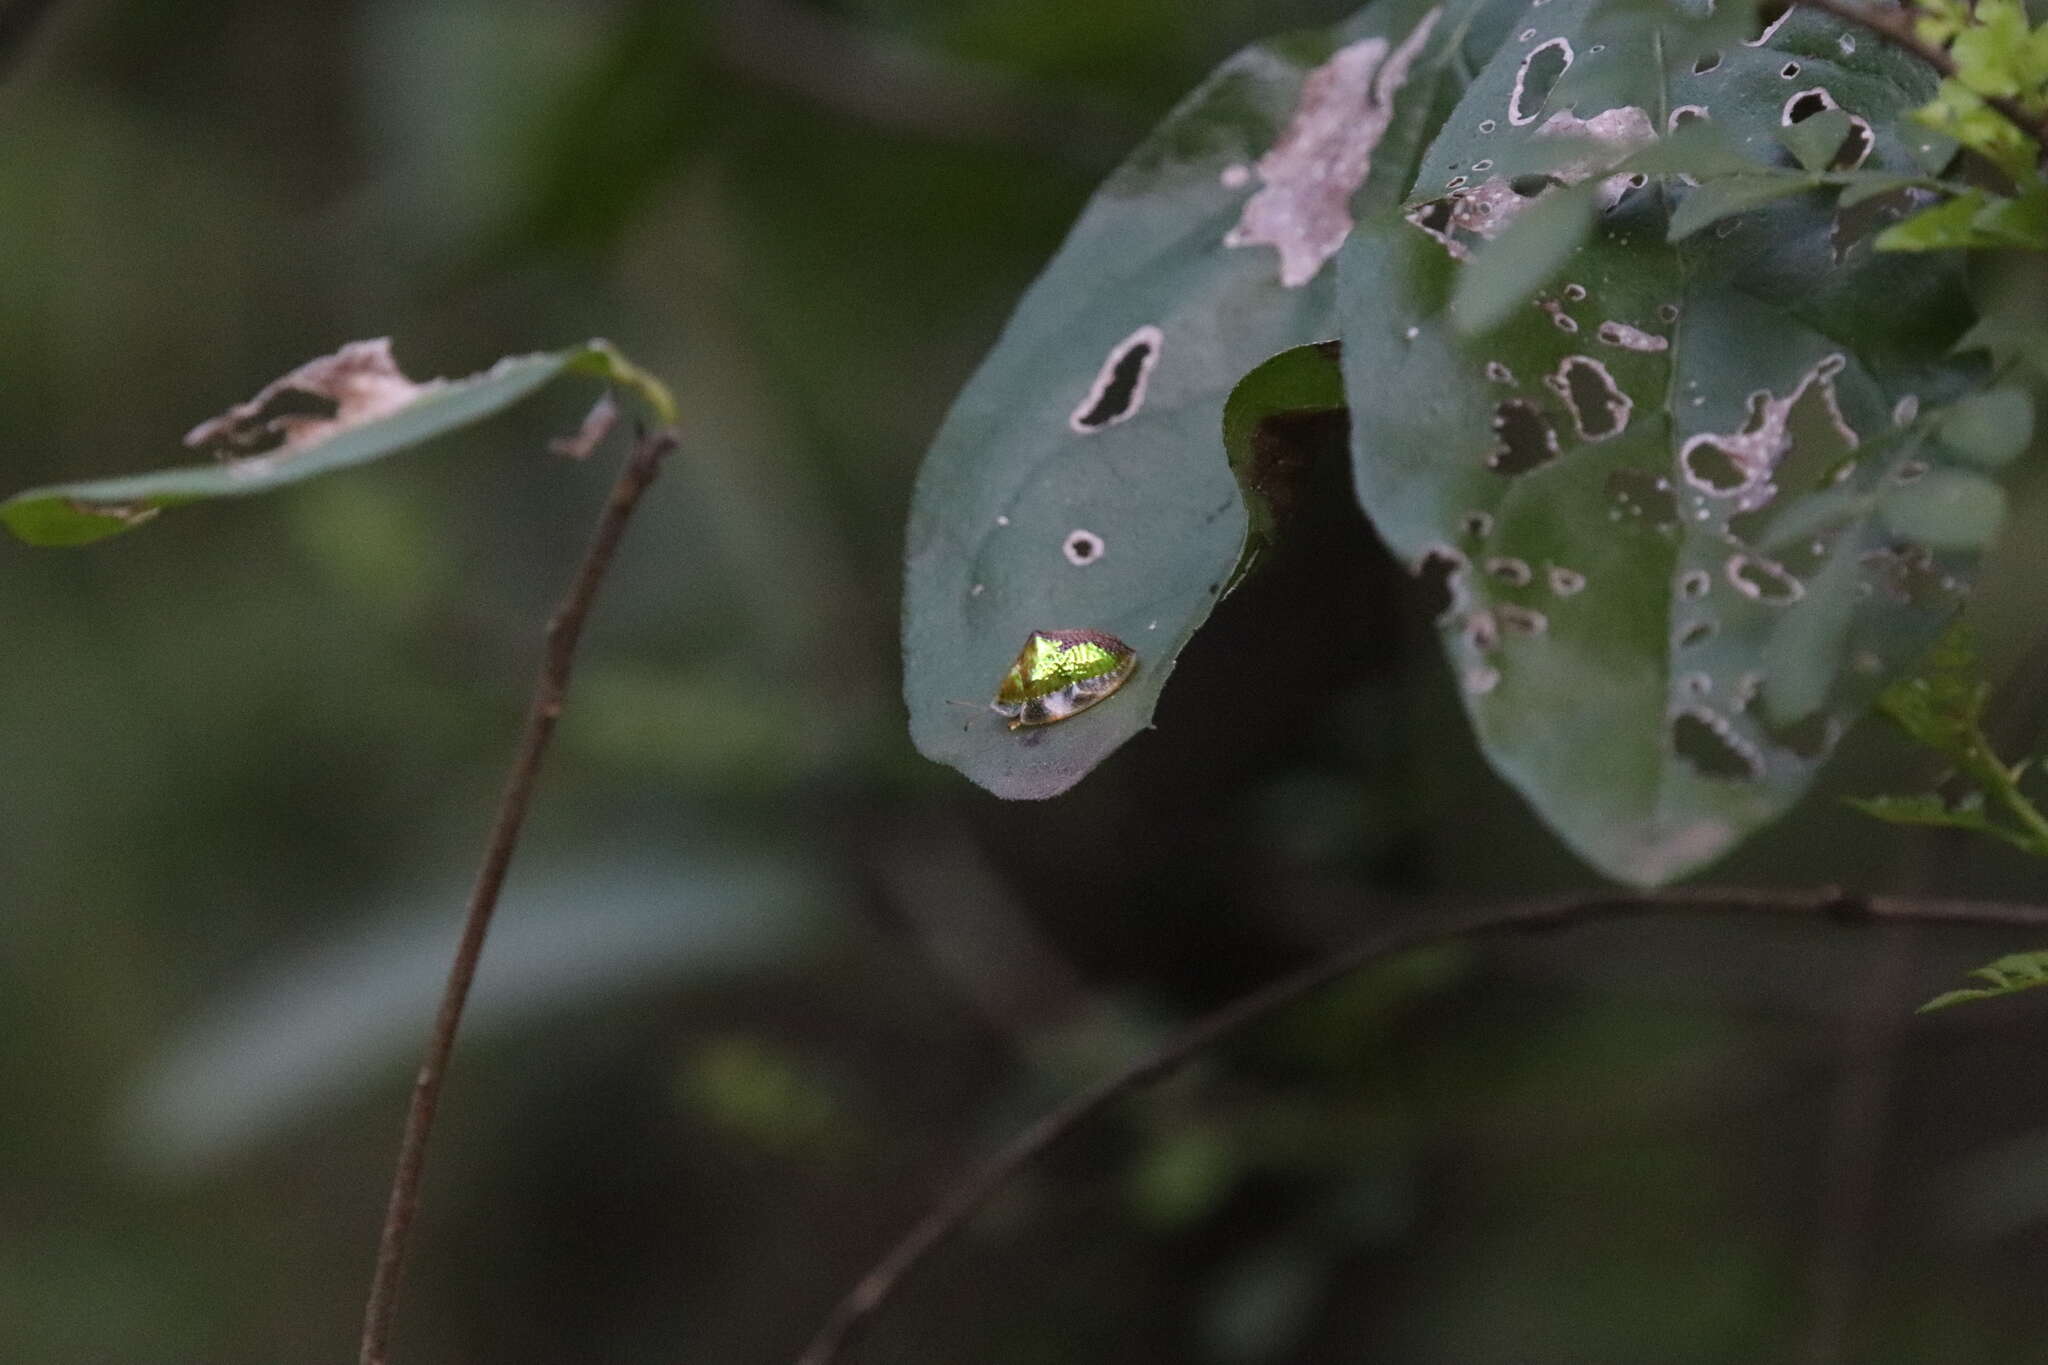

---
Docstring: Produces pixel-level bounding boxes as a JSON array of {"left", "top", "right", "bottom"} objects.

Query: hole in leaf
[
  {"left": 1678, "top": 619, "right": 1716, "bottom": 647},
  {"left": 1486, "top": 556, "right": 1533, "bottom": 586},
  {"left": 1747, "top": 0, "right": 1792, "bottom": 44},
  {"left": 1548, "top": 356, "right": 1632, "bottom": 441},
  {"left": 1547, "top": 564, "right": 1586, "bottom": 596},
  {"left": 1672, "top": 708, "right": 1764, "bottom": 780},
  {"left": 1727, "top": 553, "right": 1803, "bottom": 603},
  {"left": 1830, "top": 116, "right": 1872, "bottom": 171},
  {"left": 1070, "top": 326, "right": 1163, "bottom": 432},
  {"left": 1693, "top": 51, "right": 1721, "bottom": 73},
  {"left": 1489, "top": 400, "right": 1560, "bottom": 474},
  {"left": 1682, "top": 439, "right": 1750, "bottom": 492},
  {"left": 1063, "top": 529, "right": 1105, "bottom": 565},
  {"left": 1499, "top": 604, "right": 1548, "bottom": 635},
  {"left": 1464, "top": 609, "right": 1500, "bottom": 650},
  {"left": 1510, "top": 172, "right": 1561, "bottom": 197},
  {"left": 1680, "top": 569, "right": 1712, "bottom": 600},
  {"left": 1780, "top": 62, "right": 1801, "bottom": 78},
  {"left": 1782, "top": 88, "right": 1836, "bottom": 125},
  {"left": 1414, "top": 546, "right": 1467, "bottom": 619},
  {"left": 1511, "top": 39, "right": 1573, "bottom": 126}
]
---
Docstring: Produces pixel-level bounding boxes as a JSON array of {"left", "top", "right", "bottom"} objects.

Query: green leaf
[
  {"left": 1937, "top": 386, "right": 2036, "bottom": 467},
  {"left": 1970, "top": 184, "right": 2048, "bottom": 250},
  {"left": 1338, "top": 0, "right": 1988, "bottom": 884},
  {"left": 1957, "top": 251, "right": 2048, "bottom": 375},
  {"left": 1872, "top": 620, "right": 1986, "bottom": 761},
  {"left": 1834, "top": 173, "right": 1935, "bottom": 209},
  {"left": 1878, "top": 468, "right": 2008, "bottom": 549},
  {"left": 1777, "top": 108, "right": 1858, "bottom": 174},
  {"left": 902, "top": 0, "right": 1497, "bottom": 800},
  {"left": 1667, "top": 174, "right": 1821, "bottom": 241},
  {"left": 1920, "top": 951, "right": 2048, "bottom": 1012},
  {"left": 0, "top": 339, "right": 671, "bottom": 547},
  {"left": 1846, "top": 791, "right": 2008, "bottom": 838},
  {"left": 1876, "top": 190, "right": 1993, "bottom": 251},
  {"left": 1880, "top": 186, "right": 2048, "bottom": 253},
  {"left": 1453, "top": 181, "right": 1598, "bottom": 335}
]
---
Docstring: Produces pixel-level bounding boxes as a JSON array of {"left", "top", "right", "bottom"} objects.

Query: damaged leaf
[
  {"left": 182, "top": 338, "right": 434, "bottom": 458},
  {"left": 2, "top": 339, "right": 673, "bottom": 547},
  {"left": 902, "top": 0, "right": 1494, "bottom": 801},
  {"left": 1338, "top": 0, "right": 1996, "bottom": 884}
]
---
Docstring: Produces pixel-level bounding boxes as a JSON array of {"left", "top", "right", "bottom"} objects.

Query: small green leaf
[
  {"left": 1846, "top": 792, "right": 2003, "bottom": 837},
  {"left": 1938, "top": 387, "right": 2036, "bottom": 468},
  {"left": 1873, "top": 621, "right": 1985, "bottom": 760},
  {"left": 1957, "top": 251, "right": 2048, "bottom": 374},
  {"left": 1835, "top": 174, "right": 1933, "bottom": 209},
  {"left": 1668, "top": 175, "right": 1819, "bottom": 241},
  {"left": 1, "top": 339, "right": 668, "bottom": 547},
  {"left": 1776, "top": 109, "right": 1856, "bottom": 174},
  {"left": 1876, "top": 190, "right": 1992, "bottom": 251},
  {"left": 1453, "top": 182, "right": 1598, "bottom": 336},
  {"left": 1970, "top": 184, "right": 2048, "bottom": 250},
  {"left": 1920, "top": 951, "right": 2048, "bottom": 1012},
  {"left": 1878, "top": 469, "right": 2007, "bottom": 550}
]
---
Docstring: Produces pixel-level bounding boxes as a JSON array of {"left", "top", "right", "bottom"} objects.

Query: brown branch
[
  {"left": 795, "top": 884, "right": 2048, "bottom": 1365},
  {"left": 1793, "top": 0, "right": 2048, "bottom": 154},
  {"left": 357, "top": 425, "right": 679, "bottom": 1365}
]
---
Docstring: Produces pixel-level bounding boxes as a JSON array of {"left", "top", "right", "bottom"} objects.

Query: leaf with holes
[
  {"left": 1337, "top": 0, "right": 1999, "bottom": 884},
  {"left": 901, "top": 0, "right": 1513, "bottom": 799},
  {"left": 1, "top": 339, "right": 673, "bottom": 547}
]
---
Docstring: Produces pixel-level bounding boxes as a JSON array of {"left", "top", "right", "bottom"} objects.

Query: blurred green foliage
[{"left": 5, "top": 1, "right": 2048, "bottom": 1362}]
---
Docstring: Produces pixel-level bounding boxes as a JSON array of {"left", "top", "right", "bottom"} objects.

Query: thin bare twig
[
  {"left": 795, "top": 884, "right": 2048, "bottom": 1365},
  {"left": 1793, "top": 0, "right": 2048, "bottom": 154},
  {"left": 357, "top": 425, "right": 679, "bottom": 1365}
]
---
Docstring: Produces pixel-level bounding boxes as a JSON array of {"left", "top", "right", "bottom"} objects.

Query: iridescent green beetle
[{"left": 991, "top": 629, "right": 1138, "bottom": 729}]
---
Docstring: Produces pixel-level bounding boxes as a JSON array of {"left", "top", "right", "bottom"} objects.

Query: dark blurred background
[{"left": 7, "top": 1, "right": 2048, "bottom": 1361}]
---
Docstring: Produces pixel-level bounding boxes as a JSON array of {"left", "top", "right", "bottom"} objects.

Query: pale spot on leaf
[
  {"left": 185, "top": 338, "right": 438, "bottom": 459},
  {"left": 1225, "top": 12, "right": 1442, "bottom": 287}
]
